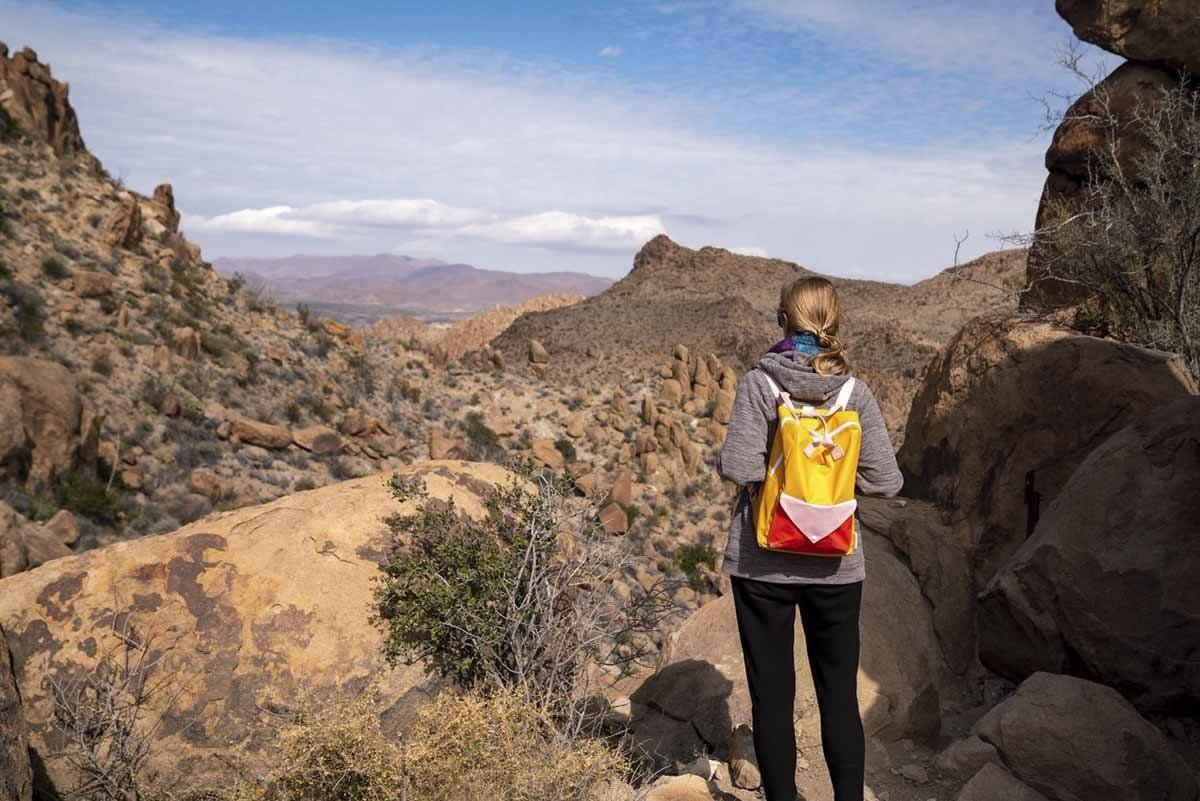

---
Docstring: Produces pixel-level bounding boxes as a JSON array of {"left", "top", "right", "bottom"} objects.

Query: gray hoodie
[{"left": 716, "top": 350, "right": 903, "bottom": 584}]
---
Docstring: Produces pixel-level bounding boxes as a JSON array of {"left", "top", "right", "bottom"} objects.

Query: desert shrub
[
  {"left": 88, "top": 211, "right": 103, "bottom": 228},
  {"left": 139, "top": 376, "right": 169, "bottom": 410},
  {"left": 41, "top": 254, "right": 71, "bottom": 280},
  {"left": 403, "top": 688, "right": 627, "bottom": 801},
  {"left": 1, "top": 281, "right": 45, "bottom": 341},
  {"left": 375, "top": 469, "right": 672, "bottom": 725},
  {"left": 674, "top": 543, "right": 718, "bottom": 591},
  {"left": 56, "top": 470, "right": 125, "bottom": 526},
  {"left": 293, "top": 476, "right": 318, "bottom": 492},
  {"left": 91, "top": 351, "right": 114, "bottom": 377},
  {"left": 1030, "top": 64, "right": 1200, "bottom": 377},
  {"left": 0, "top": 260, "right": 10, "bottom": 281},
  {"left": 48, "top": 618, "right": 179, "bottom": 801},
  {"left": 554, "top": 436, "right": 577, "bottom": 462},
  {"left": 461, "top": 411, "right": 504, "bottom": 463},
  {"left": 231, "top": 687, "right": 626, "bottom": 801}
]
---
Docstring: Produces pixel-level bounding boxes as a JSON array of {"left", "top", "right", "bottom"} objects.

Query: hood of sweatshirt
[{"left": 756, "top": 350, "right": 852, "bottom": 405}]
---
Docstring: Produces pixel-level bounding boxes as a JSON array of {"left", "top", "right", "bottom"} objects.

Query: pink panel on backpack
[{"left": 777, "top": 495, "right": 857, "bottom": 542}]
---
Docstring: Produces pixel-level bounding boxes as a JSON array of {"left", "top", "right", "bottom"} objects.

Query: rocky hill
[
  {"left": 0, "top": 45, "right": 439, "bottom": 552},
  {"left": 213, "top": 252, "right": 611, "bottom": 324},
  {"left": 492, "top": 235, "right": 1026, "bottom": 437}
]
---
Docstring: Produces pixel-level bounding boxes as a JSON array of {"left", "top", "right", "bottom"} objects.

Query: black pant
[{"left": 731, "top": 576, "right": 865, "bottom": 801}]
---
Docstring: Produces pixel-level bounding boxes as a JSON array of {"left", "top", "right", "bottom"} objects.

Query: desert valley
[{"left": 1, "top": 2, "right": 1199, "bottom": 801}]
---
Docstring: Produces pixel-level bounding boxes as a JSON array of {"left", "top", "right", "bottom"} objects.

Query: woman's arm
[
  {"left": 854, "top": 382, "right": 904, "bottom": 497},
  {"left": 717, "top": 370, "right": 772, "bottom": 486}
]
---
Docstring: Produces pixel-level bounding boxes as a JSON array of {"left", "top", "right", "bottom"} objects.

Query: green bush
[
  {"left": 40, "top": 255, "right": 71, "bottom": 280},
  {"left": 0, "top": 261, "right": 11, "bottom": 281},
  {"left": 0, "top": 282, "right": 45, "bottom": 341},
  {"left": 374, "top": 470, "right": 668, "bottom": 710},
  {"left": 675, "top": 543, "right": 719, "bottom": 591},
  {"left": 461, "top": 411, "right": 504, "bottom": 462},
  {"left": 91, "top": 352, "right": 114, "bottom": 377},
  {"left": 554, "top": 436, "right": 576, "bottom": 462},
  {"left": 56, "top": 470, "right": 125, "bottom": 526}
]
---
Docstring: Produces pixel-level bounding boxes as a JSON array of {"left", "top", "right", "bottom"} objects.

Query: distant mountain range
[{"left": 211, "top": 253, "right": 612, "bottom": 325}]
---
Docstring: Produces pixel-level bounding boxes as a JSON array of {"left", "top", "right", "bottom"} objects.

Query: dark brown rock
[
  {"left": 0, "top": 44, "right": 87, "bottom": 156},
  {"left": 978, "top": 397, "right": 1200, "bottom": 712},
  {"left": 103, "top": 194, "right": 143, "bottom": 250},
  {"left": 1057, "top": 0, "right": 1200, "bottom": 73}
]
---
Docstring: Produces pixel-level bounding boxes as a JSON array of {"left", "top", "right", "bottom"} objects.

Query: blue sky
[{"left": 4, "top": 1, "right": 1113, "bottom": 280}]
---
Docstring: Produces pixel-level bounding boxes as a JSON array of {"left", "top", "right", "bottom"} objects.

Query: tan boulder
[
  {"left": 639, "top": 451, "right": 659, "bottom": 475},
  {"left": 644, "top": 774, "right": 717, "bottom": 801},
  {"left": 672, "top": 344, "right": 690, "bottom": 364},
  {"left": 635, "top": 430, "right": 659, "bottom": 455},
  {"left": 956, "top": 764, "right": 1049, "bottom": 801},
  {"left": 321, "top": 318, "right": 353, "bottom": 340},
  {"left": 531, "top": 438, "right": 565, "bottom": 469},
  {"left": 978, "top": 397, "right": 1200, "bottom": 712},
  {"left": 971, "top": 672, "right": 1196, "bottom": 801},
  {"left": 0, "top": 623, "right": 32, "bottom": 801},
  {"left": 898, "top": 316, "right": 1196, "bottom": 580},
  {"left": 41, "top": 510, "right": 79, "bottom": 547},
  {"left": 692, "top": 357, "right": 712, "bottom": 387},
  {"left": 103, "top": 193, "right": 142, "bottom": 250},
  {"left": 0, "top": 503, "right": 69, "bottom": 578},
  {"left": 661, "top": 379, "right": 683, "bottom": 407},
  {"left": 608, "top": 469, "right": 634, "bottom": 507},
  {"left": 672, "top": 359, "right": 692, "bottom": 396},
  {"left": 1057, "top": 0, "right": 1200, "bottom": 73},
  {"left": 528, "top": 339, "right": 549, "bottom": 364},
  {"left": 188, "top": 468, "right": 233, "bottom": 503},
  {"left": 565, "top": 416, "right": 585, "bottom": 439},
  {"left": 227, "top": 414, "right": 291, "bottom": 450},
  {"left": 598, "top": 502, "right": 629, "bottom": 535},
  {"left": 0, "top": 357, "right": 94, "bottom": 492},
  {"left": 72, "top": 270, "right": 113, "bottom": 298},
  {"left": 641, "top": 393, "right": 658, "bottom": 426},
  {"left": 712, "top": 389, "right": 734, "bottom": 425},
  {"left": 151, "top": 183, "right": 180, "bottom": 232},
  {"left": 428, "top": 430, "right": 467, "bottom": 460},
  {"left": 169, "top": 326, "right": 202, "bottom": 361},
  {"left": 291, "top": 425, "right": 343, "bottom": 455},
  {"left": 0, "top": 461, "right": 514, "bottom": 790},
  {"left": 630, "top": 533, "right": 941, "bottom": 764}
]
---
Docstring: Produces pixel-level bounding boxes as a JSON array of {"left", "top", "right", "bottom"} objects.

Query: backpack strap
[
  {"left": 760, "top": 373, "right": 796, "bottom": 412},
  {"left": 830, "top": 377, "right": 856, "bottom": 414}
]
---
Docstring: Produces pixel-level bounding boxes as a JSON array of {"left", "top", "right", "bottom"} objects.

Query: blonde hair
[{"left": 778, "top": 276, "right": 850, "bottom": 376}]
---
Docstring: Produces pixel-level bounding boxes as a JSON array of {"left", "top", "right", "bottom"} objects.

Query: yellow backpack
[{"left": 752, "top": 375, "right": 862, "bottom": 556}]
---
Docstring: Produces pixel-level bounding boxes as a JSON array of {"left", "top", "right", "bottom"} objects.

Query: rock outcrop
[
  {"left": 978, "top": 396, "right": 1200, "bottom": 712},
  {"left": 630, "top": 533, "right": 941, "bottom": 766},
  {"left": 1025, "top": 1, "right": 1200, "bottom": 308},
  {"left": 898, "top": 316, "right": 1196, "bottom": 580},
  {"left": 0, "top": 460, "right": 514, "bottom": 791},
  {"left": 970, "top": 672, "right": 1197, "bottom": 801},
  {"left": 1057, "top": 0, "right": 1200, "bottom": 73},
  {"left": 0, "top": 357, "right": 100, "bottom": 492},
  {"left": 0, "top": 502, "right": 74, "bottom": 578},
  {"left": 0, "top": 44, "right": 87, "bottom": 157},
  {"left": 0, "top": 623, "right": 33, "bottom": 801}
]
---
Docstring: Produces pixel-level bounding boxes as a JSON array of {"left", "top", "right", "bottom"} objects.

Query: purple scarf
[{"left": 768, "top": 331, "right": 822, "bottom": 356}]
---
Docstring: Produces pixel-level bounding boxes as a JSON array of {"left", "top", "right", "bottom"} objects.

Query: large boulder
[
  {"left": 0, "top": 502, "right": 72, "bottom": 578},
  {"left": 1057, "top": 0, "right": 1200, "bottom": 74},
  {"left": 898, "top": 316, "right": 1196, "bottom": 580},
  {"left": 0, "top": 460, "right": 515, "bottom": 792},
  {"left": 0, "top": 357, "right": 100, "bottom": 492},
  {"left": 978, "top": 396, "right": 1200, "bottom": 712},
  {"left": 970, "top": 672, "right": 1197, "bottom": 801},
  {"left": 858, "top": 497, "right": 973, "bottom": 675},
  {"left": 0, "top": 624, "right": 33, "bottom": 801},
  {"left": 630, "top": 533, "right": 941, "bottom": 766}
]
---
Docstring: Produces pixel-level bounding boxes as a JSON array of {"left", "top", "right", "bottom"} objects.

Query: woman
[{"left": 717, "top": 276, "right": 903, "bottom": 801}]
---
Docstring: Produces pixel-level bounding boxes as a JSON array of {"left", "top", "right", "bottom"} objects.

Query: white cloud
[
  {"left": 190, "top": 201, "right": 665, "bottom": 252},
  {"left": 732, "top": 246, "right": 768, "bottom": 258},
  {"left": 599, "top": 44, "right": 623, "bottom": 58},
  {"left": 296, "top": 199, "right": 493, "bottom": 229},
  {"left": 186, "top": 206, "right": 336, "bottom": 237},
  {"left": 460, "top": 211, "right": 665, "bottom": 250}
]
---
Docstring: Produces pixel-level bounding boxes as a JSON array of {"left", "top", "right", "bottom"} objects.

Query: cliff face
[{"left": 0, "top": 43, "right": 89, "bottom": 158}]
